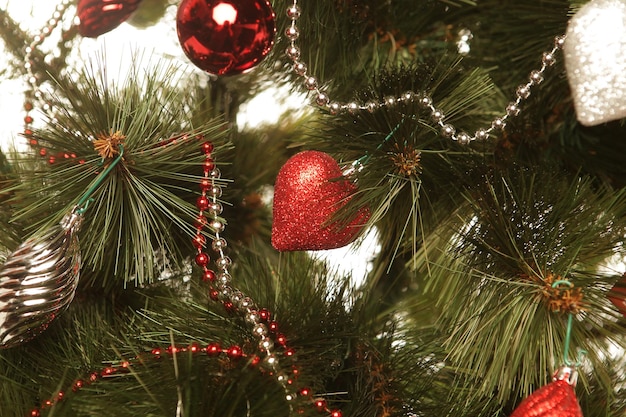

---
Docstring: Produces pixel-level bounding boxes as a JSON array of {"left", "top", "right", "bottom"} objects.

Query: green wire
[{"left": 75, "top": 145, "right": 124, "bottom": 215}]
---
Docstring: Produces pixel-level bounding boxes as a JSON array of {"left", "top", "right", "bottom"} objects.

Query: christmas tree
[{"left": 0, "top": 0, "right": 625, "bottom": 416}]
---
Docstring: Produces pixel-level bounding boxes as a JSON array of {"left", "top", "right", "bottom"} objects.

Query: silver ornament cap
[
  {"left": 0, "top": 210, "right": 82, "bottom": 348},
  {"left": 564, "top": 0, "right": 626, "bottom": 126}
]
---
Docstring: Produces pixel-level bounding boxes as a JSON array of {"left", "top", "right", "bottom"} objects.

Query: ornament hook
[
  {"left": 551, "top": 279, "right": 586, "bottom": 367},
  {"left": 75, "top": 144, "right": 124, "bottom": 214}
]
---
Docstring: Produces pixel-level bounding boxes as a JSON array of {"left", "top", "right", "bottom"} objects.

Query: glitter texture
[
  {"left": 510, "top": 369, "right": 582, "bottom": 417},
  {"left": 564, "top": 0, "right": 626, "bottom": 126},
  {"left": 272, "top": 151, "right": 370, "bottom": 251}
]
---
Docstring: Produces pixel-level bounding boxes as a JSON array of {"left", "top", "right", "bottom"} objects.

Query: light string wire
[{"left": 285, "top": 0, "right": 566, "bottom": 145}]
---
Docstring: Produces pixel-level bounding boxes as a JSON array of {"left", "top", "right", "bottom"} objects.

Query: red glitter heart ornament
[
  {"left": 77, "top": 0, "right": 143, "bottom": 38},
  {"left": 510, "top": 366, "right": 583, "bottom": 417},
  {"left": 272, "top": 151, "right": 370, "bottom": 251}
]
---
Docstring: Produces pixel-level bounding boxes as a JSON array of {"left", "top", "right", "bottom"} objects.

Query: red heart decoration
[
  {"left": 608, "top": 274, "right": 626, "bottom": 317},
  {"left": 272, "top": 151, "right": 370, "bottom": 251},
  {"left": 510, "top": 367, "right": 583, "bottom": 417},
  {"left": 77, "top": 0, "right": 143, "bottom": 38}
]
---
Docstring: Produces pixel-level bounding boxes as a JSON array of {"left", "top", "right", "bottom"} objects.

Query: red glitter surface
[
  {"left": 272, "top": 151, "right": 370, "bottom": 251},
  {"left": 510, "top": 379, "right": 583, "bottom": 417}
]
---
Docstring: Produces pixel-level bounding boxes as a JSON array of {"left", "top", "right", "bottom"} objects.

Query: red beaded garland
[{"left": 195, "top": 252, "right": 210, "bottom": 267}]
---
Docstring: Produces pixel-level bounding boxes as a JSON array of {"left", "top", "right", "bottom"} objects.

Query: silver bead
[
  {"left": 285, "top": 26, "right": 299, "bottom": 40},
  {"left": 216, "top": 256, "right": 232, "bottom": 269},
  {"left": 347, "top": 102, "right": 359, "bottom": 114},
  {"left": 506, "top": 102, "right": 521, "bottom": 116},
  {"left": 401, "top": 91, "right": 416, "bottom": 102},
  {"left": 365, "top": 101, "right": 378, "bottom": 113},
  {"left": 286, "top": 5, "right": 301, "bottom": 19},
  {"left": 253, "top": 323, "right": 268, "bottom": 337},
  {"left": 220, "top": 285, "right": 234, "bottom": 300},
  {"left": 264, "top": 354, "right": 279, "bottom": 369},
  {"left": 529, "top": 70, "right": 544, "bottom": 85},
  {"left": 542, "top": 51, "right": 556, "bottom": 66},
  {"left": 329, "top": 102, "right": 341, "bottom": 115},
  {"left": 209, "top": 219, "right": 225, "bottom": 233},
  {"left": 441, "top": 124, "right": 455, "bottom": 138},
  {"left": 209, "top": 168, "right": 221, "bottom": 179},
  {"left": 293, "top": 61, "right": 307, "bottom": 76},
  {"left": 315, "top": 92, "right": 329, "bottom": 106},
  {"left": 431, "top": 109, "right": 445, "bottom": 122},
  {"left": 554, "top": 35, "right": 565, "bottom": 49},
  {"left": 304, "top": 76, "right": 318, "bottom": 90},
  {"left": 240, "top": 296, "right": 254, "bottom": 309},
  {"left": 419, "top": 95, "right": 433, "bottom": 108},
  {"left": 491, "top": 118, "right": 506, "bottom": 130},
  {"left": 516, "top": 84, "right": 531, "bottom": 100},
  {"left": 217, "top": 272, "right": 232, "bottom": 286},
  {"left": 207, "top": 201, "right": 223, "bottom": 216},
  {"left": 475, "top": 128, "right": 489, "bottom": 141},
  {"left": 246, "top": 310, "right": 260, "bottom": 324},
  {"left": 210, "top": 185, "right": 222, "bottom": 198},
  {"left": 285, "top": 46, "right": 300, "bottom": 60},
  {"left": 457, "top": 132, "right": 471, "bottom": 145},
  {"left": 259, "top": 337, "right": 274, "bottom": 351},
  {"left": 211, "top": 237, "right": 227, "bottom": 251},
  {"left": 384, "top": 96, "right": 396, "bottom": 106}
]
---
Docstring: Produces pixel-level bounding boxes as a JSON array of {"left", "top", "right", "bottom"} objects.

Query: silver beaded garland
[{"left": 284, "top": 0, "right": 566, "bottom": 145}]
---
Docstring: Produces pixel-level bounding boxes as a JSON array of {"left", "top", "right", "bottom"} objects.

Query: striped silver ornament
[{"left": 0, "top": 209, "right": 82, "bottom": 348}]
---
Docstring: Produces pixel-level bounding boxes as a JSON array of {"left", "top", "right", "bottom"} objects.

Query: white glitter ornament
[{"left": 564, "top": 0, "right": 626, "bottom": 126}]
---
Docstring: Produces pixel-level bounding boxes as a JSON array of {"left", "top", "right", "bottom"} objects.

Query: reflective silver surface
[{"left": 0, "top": 210, "right": 82, "bottom": 348}]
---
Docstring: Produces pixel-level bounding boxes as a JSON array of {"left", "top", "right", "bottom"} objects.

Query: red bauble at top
[
  {"left": 176, "top": 0, "right": 276, "bottom": 76},
  {"left": 510, "top": 367, "right": 583, "bottom": 417},
  {"left": 272, "top": 151, "right": 370, "bottom": 251},
  {"left": 77, "top": 0, "right": 143, "bottom": 38}
]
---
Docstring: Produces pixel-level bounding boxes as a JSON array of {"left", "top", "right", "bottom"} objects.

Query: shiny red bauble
[
  {"left": 77, "top": 0, "right": 143, "bottom": 38},
  {"left": 176, "top": 0, "right": 276, "bottom": 75},
  {"left": 510, "top": 367, "right": 582, "bottom": 417}
]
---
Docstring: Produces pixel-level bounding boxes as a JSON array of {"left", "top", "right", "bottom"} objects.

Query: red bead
[
  {"left": 30, "top": 409, "right": 41, "bottom": 417},
  {"left": 204, "top": 159, "right": 216, "bottom": 173},
  {"left": 77, "top": 0, "right": 142, "bottom": 38},
  {"left": 203, "top": 269, "right": 216, "bottom": 282},
  {"left": 201, "top": 141, "right": 214, "bottom": 154},
  {"left": 249, "top": 355, "right": 261, "bottom": 366},
  {"left": 39, "top": 148, "right": 47, "bottom": 156},
  {"left": 176, "top": 0, "right": 276, "bottom": 75},
  {"left": 25, "top": 130, "right": 34, "bottom": 138},
  {"left": 196, "top": 214, "right": 208, "bottom": 227},
  {"left": 299, "top": 387, "right": 311, "bottom": 397},
  {"left": 102, "top": 367, "right": 116, "bottom": 376},
  {"left": 48, "top": 156, "right": 56, "bottom": 164},
  {"left": 89, "top": 372, "right": 99, "bottom": 382},
  {"left": 276, "top": 334, "right": 287, "bottom": 346},
  {"left": 189, "top": 343, "right": 200, "bottom": 353},
  {"left": 57, "top": 391, "right": 65, "bottom": 400},
  {"left": 24, "top": 115, "right": 33, "bottom": 124},
  {"left": 285, "top": 348, "right": 295, "bottom": 357},
  {"left": 197, "top": 195, "right": 210, "bottom": 211},
  {"left": 223, "top": 301, "right": 234, "bottom": 312},
  {"left": 72, "top": 380, "right": 84, "bottom": 392},
  {"left": 226, "top": 345, "right": 243, "bottom": 359},
  {"left": 258, "top": 308, "right": 271, "bottom": 321},
  {"left": 151, "top": 348, "right": 162, "bottom": 356},
  {"left": 192, "top": 234, "right": 206, "bottom": 249},
  {"left": 268, "top": 321, "right": 278, "bottom": 332},
  {"left": 330, "top": 410, "right": 342, "bottom": 417},
  {"left": 24, "top": 101, "right": 33, "bottom": 111},
  {"left": 314, "top": 399, "right": 327, "bottom": 411},
  {"left": 199, "top": 178, "right": 212, "bottom": 191},
  {"left": 206, "top": 342, "right": 222, "bottom": 356},
  {"left": 195, "top": 252, "right": 210, "bottom": 267},
  {"left": 209, "top": 288, "right": 220, "bottom": 301},
  {"left": 167, "top": 346, "right": 180, "bottom": 354}
]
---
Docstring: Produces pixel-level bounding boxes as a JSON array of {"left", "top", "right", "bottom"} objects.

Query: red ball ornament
[
  {"left": 77, "top": 0, "right": 143, "bottom": 38},
  {"left": 272, "top": 151, "right": 370, "bottom": 251},
  {"left": 176, "top": 0, "right": 276, "bottom": 75},
  {"left": 510, "top": 366, "right": 583, "bottom": 417}
]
